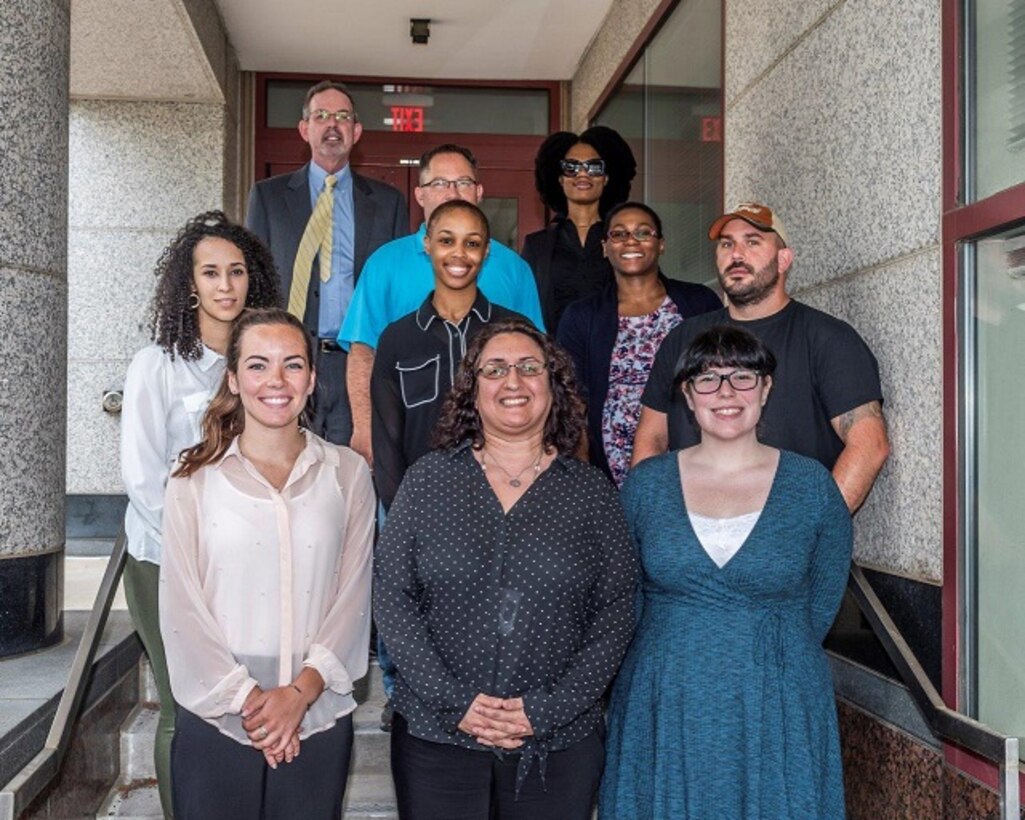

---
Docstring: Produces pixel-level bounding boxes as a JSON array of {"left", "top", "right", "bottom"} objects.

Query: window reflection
[
  {"left": 594, "top": 0, "right": 722, "bottom": 287},
  {"left": 972, "top": 224, "right": 1025, "bottom": 752},
  {"left": 968, "top": 0, "right": 1025, "bottom": 200}
]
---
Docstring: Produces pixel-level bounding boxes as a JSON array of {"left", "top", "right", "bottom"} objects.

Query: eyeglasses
[
  {"left": 606, "top": 228, "right": 660, "bottom": 243},
  {"left": 420, "top": 177, "right": 478, "bottom": 192},
  {"left": 689, "top": 370, "right": 762, "bottom": 394},
  {"left": 309, "top": 109, "right": 357, "bottom": 124},
  {"left": 477, "top": 359, "right": 548, "bottom": 379},
  {"left": 559, "top": 158, "right": 606, "bottom": 177}
]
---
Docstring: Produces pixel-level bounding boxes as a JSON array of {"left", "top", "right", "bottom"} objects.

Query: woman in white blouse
[
  {"left": 160, "top": 308, "right": 374, "bottom": 820},
  {"left": 120, "top": 211, "right": 280, "bottom": 818}
]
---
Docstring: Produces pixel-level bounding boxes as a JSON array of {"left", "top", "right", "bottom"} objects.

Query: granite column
[{"left": 0, "top": 0, "right": 71, "bottom": 657}]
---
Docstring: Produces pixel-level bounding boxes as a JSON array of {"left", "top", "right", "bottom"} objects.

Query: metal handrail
[
  {"left": 0, "top": 530, "right": 127, "bottom": 820},
  {"left": 848, "top": 563, "right": 1020, "bottom": 819}
]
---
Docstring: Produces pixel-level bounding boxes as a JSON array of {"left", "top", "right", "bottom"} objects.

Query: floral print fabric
[{"left": 602, "top": 297, "right": 682, "bottom": 487}]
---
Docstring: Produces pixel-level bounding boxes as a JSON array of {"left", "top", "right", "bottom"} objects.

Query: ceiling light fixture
[{"left": 410, "top": 18, "right": 431, "bottom": 45}]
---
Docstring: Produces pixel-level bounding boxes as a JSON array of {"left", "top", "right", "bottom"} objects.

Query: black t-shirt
[{"left": 641, "top": 300, "right": 883, "bottom": 469}]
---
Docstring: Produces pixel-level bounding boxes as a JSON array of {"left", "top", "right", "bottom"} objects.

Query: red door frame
[
  {"left": 941, "top": 0, "right": 1025, "bottom": 790},
  {"left": 252, "top": 73, "right": 560, "bottom": 247}
]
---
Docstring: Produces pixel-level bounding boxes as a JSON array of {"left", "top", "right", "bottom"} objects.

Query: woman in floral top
[{"left": 557, "top": 202, "right": 721, "bottom": 486}]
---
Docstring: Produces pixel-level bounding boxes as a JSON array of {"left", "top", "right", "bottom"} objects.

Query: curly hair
[
  {"left": 533, "top": 126, "right": 637, "bottom": 217},
  {"left": 432, "top": 318, "right": 586, "bottom": 454},
  {"left": 149, "top": 211, "right": 281, "bottom": 361},
  {"left": 174, "top": 309, "right": 312, "bottom": 477}
]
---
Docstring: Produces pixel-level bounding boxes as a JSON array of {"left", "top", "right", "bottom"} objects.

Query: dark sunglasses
[{"left": 559, "top": 158, "right": 606, "bottom": 177}]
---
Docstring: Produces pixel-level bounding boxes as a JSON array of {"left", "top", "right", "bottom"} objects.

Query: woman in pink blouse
[{"left": 159, "top": 308, "right": 375, "bottom": 820}]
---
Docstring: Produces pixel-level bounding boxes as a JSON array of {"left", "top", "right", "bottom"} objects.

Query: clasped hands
[
  {"left": 241, "top": 685, "right": 307, "bottom": 769},
  {"left": 458, "top": 694, "right": 534, "bottom": 750}
]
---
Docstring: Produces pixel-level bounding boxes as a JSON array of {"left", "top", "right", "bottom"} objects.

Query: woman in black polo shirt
[{"left": 370, "top": 200, "right": 527, "bottom": 511}]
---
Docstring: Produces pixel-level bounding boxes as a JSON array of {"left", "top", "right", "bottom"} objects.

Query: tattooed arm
[{"left": 830, "top": 400, "right": 890, "bottom": 513}]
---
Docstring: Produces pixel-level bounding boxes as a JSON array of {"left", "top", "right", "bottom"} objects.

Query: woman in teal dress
[{"left": 600, "top": 326, "right": 851, "bottom": 819}]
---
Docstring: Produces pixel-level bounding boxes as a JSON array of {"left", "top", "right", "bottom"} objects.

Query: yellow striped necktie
[{"left": 288, "top": 174, "right": 337, "bottom": 320}]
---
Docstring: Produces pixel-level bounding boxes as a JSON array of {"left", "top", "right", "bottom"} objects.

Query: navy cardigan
[{"left": 556, "top": 275, "right": 722, "bottom": 480}]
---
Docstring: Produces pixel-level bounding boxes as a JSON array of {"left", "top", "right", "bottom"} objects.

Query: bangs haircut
[{"left": 674, "top": 325, "right": 777, "bottom": 389}]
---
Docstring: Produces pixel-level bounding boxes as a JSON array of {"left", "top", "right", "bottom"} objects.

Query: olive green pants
[{"left": 123, "top": 555, "right": 175, "bottom": 819}]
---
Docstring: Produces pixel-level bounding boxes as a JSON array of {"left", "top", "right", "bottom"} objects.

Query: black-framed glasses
[
  {"left": 310, "top": 109, "right": 357, "bottom": 123},
  {"left": 477, "top": 359, "right": 548, "bottom": 379},
  {"left": 606, "top": 228, "right": 660, "bottom": 243},
  {"left": 559, "top": 158, "right": 606, "bottom": 177},
  {"left": 420, "top": 177, "right": 478, "bottom": 192},
  {"left": 689, "top": 370, "right": 761, "bottom": 394}
]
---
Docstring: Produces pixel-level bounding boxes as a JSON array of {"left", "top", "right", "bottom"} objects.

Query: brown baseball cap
[{"left": 708, "top": 203, "right": 789, "bottom": 247}]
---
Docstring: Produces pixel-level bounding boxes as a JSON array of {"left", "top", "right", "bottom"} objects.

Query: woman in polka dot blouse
[{"left": 375, "top": 317, "right": 639, "bottom": 820}]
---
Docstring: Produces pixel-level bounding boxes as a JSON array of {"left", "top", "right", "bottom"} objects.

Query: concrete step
[
  {"left": 119, "top": 705, "right": 158, "bottom": 782},
  {"left": 97, "top": 774, "right": 398, "bottom": 819},
  {"left": 97, "top": 662, "right": 395, "bottom": 818},
  {"left": 96, "top": 781, "right": 161, "bottom": 819},
  {"left": 139, "top": 658, "right": 160, "bottom": 704},
  {"left": 65, "top": 555, "right": 128, "bottom": 611},
  {"left": 342, "top": 773, "right": 399, "bottom": 819}
]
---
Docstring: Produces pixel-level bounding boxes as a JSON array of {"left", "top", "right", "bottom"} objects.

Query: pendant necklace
[{"left": 482, "top": 447, "right": 543, "bottom": 488}]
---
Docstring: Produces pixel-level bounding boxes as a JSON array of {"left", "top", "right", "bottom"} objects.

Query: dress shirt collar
[
  {"left": 197, "top": 344, "right": 225, "bottom": 373},
  {"left": 308, "top": 160, "right": 352, "bottom": 194},
  {"left": 448, "top": 438, "right": 573, "bottom": 471},
  {"left": 415, "top": 290, "right": 493, "bottom": 331},
  {"left": 213, "top": 429, "right": 338, "bottom": 487}
]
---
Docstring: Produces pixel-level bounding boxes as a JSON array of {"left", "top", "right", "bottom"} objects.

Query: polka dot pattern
[{"left": 374, "top": 441, "right": 639, "bottom": 762}]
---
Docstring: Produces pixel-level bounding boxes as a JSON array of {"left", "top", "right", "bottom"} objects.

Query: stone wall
[
  {"left": 65, "top": 101, "right": 227, "bottom": 495},
  {"left": 722, "top": 0, "right": 943, "bottom": 583}
]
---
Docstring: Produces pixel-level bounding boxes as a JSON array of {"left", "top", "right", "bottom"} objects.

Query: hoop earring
[{"left": 188, "top": 292, "right": 200, "bottom": 310}]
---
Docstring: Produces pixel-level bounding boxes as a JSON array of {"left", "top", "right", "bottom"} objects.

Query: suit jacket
[
  {"left": 521, "top": 222, "right": 558, "bottom": 332},
  {"left": 556, "top": 275, "right": 722, "bottom": 479},
  {"left": 245, "top": 163, "right": 408, "bottom": 334}
]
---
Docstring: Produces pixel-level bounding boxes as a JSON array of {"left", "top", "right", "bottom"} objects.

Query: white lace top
[{"left": 688, "top": 510, "right": 763, "bottom": 568}]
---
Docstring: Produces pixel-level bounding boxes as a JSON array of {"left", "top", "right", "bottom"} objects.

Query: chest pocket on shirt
[
  {"left": 181, "top": 389, "right": 213, "bottom": 421},
  {"left": 397, "top": 355, "right": 440, "bottom": 409}
]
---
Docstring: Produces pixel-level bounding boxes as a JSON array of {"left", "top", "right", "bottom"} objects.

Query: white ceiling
[{"left": 214, "top": 0, "right": 615, "bottom": 80}]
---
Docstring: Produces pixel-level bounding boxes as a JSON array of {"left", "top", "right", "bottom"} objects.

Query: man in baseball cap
[
  {"left": 708, "top": 202, "right": 790, "bottom": 247},
  {"left": 633, "top": 202, "right": 889, "bottom": 513}
]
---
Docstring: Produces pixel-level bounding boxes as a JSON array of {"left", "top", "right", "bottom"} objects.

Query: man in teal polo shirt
[{"left": 339, "top": 143, "right": 544, "bottom": 465}]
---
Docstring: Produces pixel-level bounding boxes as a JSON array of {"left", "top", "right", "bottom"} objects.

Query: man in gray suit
[{"left": 246, "top": 80, "right": 407, "bottom": 444}]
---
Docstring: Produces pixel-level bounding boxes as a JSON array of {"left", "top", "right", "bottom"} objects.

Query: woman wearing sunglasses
[
  {"left": 557, "top": 202, "right": 721, "bottom": 487},
  {"left": 522, "top": 126, "right": 636, "bottom": 333},
  {"left": 600, "top": 326, "right": 851, "bottom": 819},
  {"left": 374, "top": 317, "right": 638, "bottom": 819}
]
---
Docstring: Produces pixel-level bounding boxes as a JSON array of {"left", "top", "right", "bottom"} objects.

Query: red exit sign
[
  {"left": 701, "top": 117, "right": 722, "bottom": 142},
  {"left": 391, "top": 106, "right": 425, "bottom": 132}
]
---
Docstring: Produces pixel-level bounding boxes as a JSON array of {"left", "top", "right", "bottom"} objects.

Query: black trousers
[
  {"left": 171, "top": 708, "right": 353, "bottom": 820},
  {"left": 391, "top": 713, "right": 603, "bottom": 820},
  {"left": 310, "top": 344, "right": 352, "bottom": 445}
]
